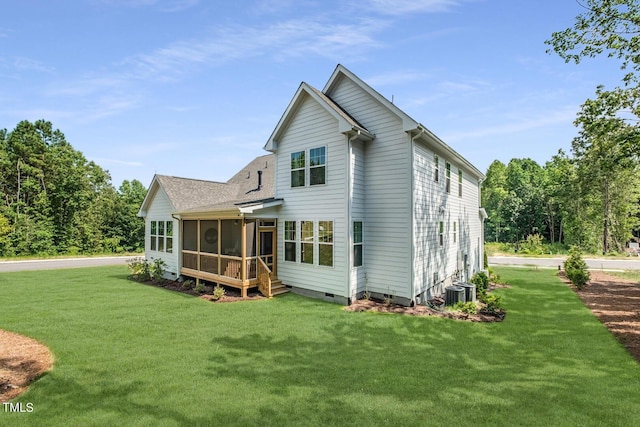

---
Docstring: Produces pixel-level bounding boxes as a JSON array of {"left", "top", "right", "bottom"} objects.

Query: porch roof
[{"left": 176, "top": 197, "right": 283, "bottom": 216}]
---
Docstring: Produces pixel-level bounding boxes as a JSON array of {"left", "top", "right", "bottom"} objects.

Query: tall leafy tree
[{"left": 546, "top": 0, "right": 640, "bottom": 153}]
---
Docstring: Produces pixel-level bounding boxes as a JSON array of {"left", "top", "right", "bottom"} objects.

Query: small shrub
[
  {"left": 127, "top": 257, "right": 150, "bottom": 282},
  {"left": 519, "top": 233, "right": 545, "bottom": 255},
  {"left": 470, "top": 271, "right": 489, "bottom": 298},
  {"left": 564, "top": 246, "right": 590, "bottom": 289},
  {"left": 453, "top": 301, "right": 477, "bottom": 314},
  {"left": 212, "top": 285, "right": 226, "bottom": 301},
  {"left": 483, "top": 247, "right": 488, "bottom": 269},
  {"left": 150, "top": 258, "right": 167, "bottom": 283},
  {"left": 480, "top": 294, "right": 504, "bottom": 314},
  {"left": 181, "top": 279, "right": 195, "bottom": 289},
  {"left": 194, "top": 282, "right": 205, "bottom": 293}
]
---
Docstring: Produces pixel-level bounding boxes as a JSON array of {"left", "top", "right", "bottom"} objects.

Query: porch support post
[
  {"left": 241, "top": 218, "right": 247, "bottom": 281},
  {"left": 197, "top": 220, "right": 201, "bottom": 272}
]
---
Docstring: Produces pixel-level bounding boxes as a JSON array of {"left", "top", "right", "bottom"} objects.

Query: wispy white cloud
[
  {"left": 125, "top": 18, "right": 387, "bottom": 80},
  {"left": 408, "top": 78, "right": 491, "bottom": 106},
  {"left": 443, "top": 107, "right": 577, "bottom": 142}
]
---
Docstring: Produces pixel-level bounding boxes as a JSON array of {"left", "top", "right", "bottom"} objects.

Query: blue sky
[{"left": 0, "top": 0, "right": 620, "bottom": 188}]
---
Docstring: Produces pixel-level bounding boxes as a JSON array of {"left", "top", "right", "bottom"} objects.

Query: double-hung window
[
  {"left": 150, "top": 220, "right": 172, "bottom": 253},
  {"left": 453, "top": 221, "right": 457, "bottom": 244},
  {"left": 318, "top": 221, "right": 333, "bottom": 266},
  {"left": 310, "top": 147, "right": 326, "bottom": 185},
  {"left": 445, "top": 162, "right": 451, "bottom": 193},
  {"left": 301, "top": 221, "right": 314, "bottom": 264},
  {"left": 434, "top": 155, "right": 439, "bottom": 182},
  {"left": 284, "top": 221, "right": 297, "bottom": 262},
  {"left": 353, "top": 221, "right": 363, "bottom": 267},
  {"left": 439, "top": 221, "right": 444, "bottom": 247},
  {"left": 290, "top": 147, "right": 326, "bottom": 187},
  {"left": 458, "top": 170, "right": 463, "bottom": 197},
  {"left": 291, "top": 151, "right": 305, "bottom": 187}
]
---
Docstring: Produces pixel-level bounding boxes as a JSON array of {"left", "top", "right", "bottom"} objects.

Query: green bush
[
  {"left": 127, "top": 257, "right": 150, "bottom": 281},
  {"left": 181, "top": 279, "right": 195, "bottom": 289},
  {"left": 127, "top": 257, "right": 166, "bottom": 283},
  {"left": 194, "top": 281, "right": 205, "bottom": 293},
  {"left": 519, "top": 233, "right": 545, "bottom": 255},
  {"left": 470, "top": 271, "right": 489, "bottom": 298},
  {"left": 564, "top": 246, "right": 590, "bottom": 289},
  {"left": 479, "top": 294, "right": 504, "bottom": 314},
  {"left": 483, "top": 247, "right": 488, "bottom": 268},
  {"left": 212, "top": 285, "right": 226, "bottom": 301},
  {"left": 453, "top": 301, "right": 478, "bottom": 314}
]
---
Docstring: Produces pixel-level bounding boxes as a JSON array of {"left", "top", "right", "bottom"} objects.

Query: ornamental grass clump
[{"left": 564, "top": 246, "right": 590, "bottom": 289}]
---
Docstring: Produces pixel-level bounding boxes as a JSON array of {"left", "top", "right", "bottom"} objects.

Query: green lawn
[{"left": 1, "top": 266, "right": 639, "bottom": 426}]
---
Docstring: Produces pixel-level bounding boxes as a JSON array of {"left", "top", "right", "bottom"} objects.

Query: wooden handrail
[{"left": 257, "top": 257, "right": 272, "bottom": 298}]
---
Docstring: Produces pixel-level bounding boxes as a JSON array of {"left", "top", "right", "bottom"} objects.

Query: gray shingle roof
[{"left": 156, "top": 154, "right": 275, "bottom": 214}]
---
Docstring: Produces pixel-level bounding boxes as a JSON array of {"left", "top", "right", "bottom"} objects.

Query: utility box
[
  {"left": 445, "top": 285, "right": 466, "bottom": 306},
  {"left": 457, "top": 282, "right": 476, "bottom": 302}
]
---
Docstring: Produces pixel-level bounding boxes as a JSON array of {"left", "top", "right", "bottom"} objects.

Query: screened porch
[{"left": 180, "top": 218, "right": 277, "bottom": 297}]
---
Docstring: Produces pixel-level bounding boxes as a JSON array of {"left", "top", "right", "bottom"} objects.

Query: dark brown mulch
[
  {"left": 139, "top": 278, "right": 266, "bottom": 302},
  {"left": 344, "top": 292, "right": 506, "bottom": 322},
  {"left": 564, "top": 270, "right": 640, "bottom": 363}
]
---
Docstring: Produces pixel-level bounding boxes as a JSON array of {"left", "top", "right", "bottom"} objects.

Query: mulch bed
[
  {"left": 564, "top": 270, "right": 640, "bottom": 363},
  {"left": 344, "top": 283, "right": 509, "bottom": 322},
  {"left": 0, "top": 330, "right": 53, "bottom": 403}
]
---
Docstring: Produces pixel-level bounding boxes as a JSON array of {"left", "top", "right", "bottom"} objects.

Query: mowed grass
[{"left": 1, "top": 266, "right": 639, "bottom": 426}]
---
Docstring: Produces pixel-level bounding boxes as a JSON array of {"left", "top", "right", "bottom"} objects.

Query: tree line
[
  {"left": 0, "top": 120, "right": 146, "bottom": 256},
  {"left": 481, "top": 0, "right": 640, "bottom": 254}
]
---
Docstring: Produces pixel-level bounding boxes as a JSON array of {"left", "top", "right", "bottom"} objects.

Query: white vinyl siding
[
  {"left": 327, "top": 76, "right": 412, "bottom": 299},
  {"left": 275, "top": 94, "right": 348, "bottom": 296},
  {"left": 145, "top": 185, "right": 179, "bottom": 277},
  {"left": 413, "top": 141, "right": 483, "bottom": 298}
]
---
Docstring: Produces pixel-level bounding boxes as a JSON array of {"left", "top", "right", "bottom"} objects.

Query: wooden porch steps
[{"left": 270, "top": 279, "right": 289, "bottom": 297}]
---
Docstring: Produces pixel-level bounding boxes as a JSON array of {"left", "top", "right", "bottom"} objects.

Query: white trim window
[
  {"left": 150, "top": 220, "right": 172, "bottom": 253},
  {"left": 150, "top": 221, "right": 157, "bottom": 251},
  {"left": 284, "top": 221, "right": 297, "bottom": 262},
  {"left": 309, "top": 147, "right": 326, "bottom": 185},
  {"left": 353, "top": 221, "right": 363, "bottom": 267},
  {"left": 446, "top": 162, "right": 451, "bottom": 193},
  {"left": 458, "top": 169, "right": 463, "bottom": 197},
  {"left": 291, "top": 151, "right": 305, "bottom": 187},
  {"left": 318, "top": 220, "right": 333, "bottom": 267},
  {"left": 453, "top": 221, "right": 457, "bottom": 244},
  {"left": 439, "top": 221, "right": 444, "bottom": 247},
  {"left": 301, "top": 221, "right": 314, "bottom": 264},
  {"left": 434, "top": 155, "right": 439, "bottom": 183}
]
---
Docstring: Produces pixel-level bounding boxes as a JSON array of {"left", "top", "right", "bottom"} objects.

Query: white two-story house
[{"left": 138, "top": 64, "right": 486, "bottom": 306}]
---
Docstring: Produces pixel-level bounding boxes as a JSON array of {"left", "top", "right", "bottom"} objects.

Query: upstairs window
[
  {"left": 458, "top": 170, "right": 463, "bottom": 197},
  {"left": 310, "top": 147, "right": 326, "bottom": 185},
  {"left": 445, "top": 162, "right": 451, "bottom": 193},
  {"left": 434, "top": 155, "right": 439, "bottom": 182},
  {"left": 439, "top": 221, "right": 444, "bottom": 247},
  {"left": 291, "top": 151, "right": 305, "bottom": 187}
]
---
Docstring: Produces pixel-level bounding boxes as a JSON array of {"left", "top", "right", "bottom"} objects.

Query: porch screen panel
[
  {"left": 200, "top": 220, "right": 218, "bottom": 254},
  {"left": 221, "top": 220, "right": 242, "bottom": 256},
  {"left": 245, "top": 220, "right": 257, "bottom": 257},
  {"left": 183, "top": 220, "right": 197, "bottom": 251}
]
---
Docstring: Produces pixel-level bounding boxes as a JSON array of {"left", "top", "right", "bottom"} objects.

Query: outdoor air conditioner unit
[{"left": 445, "top": 285, "right": 466, "bottom": 306}]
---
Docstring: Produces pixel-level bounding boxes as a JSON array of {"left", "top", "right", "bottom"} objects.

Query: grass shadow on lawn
[{"left": 1, "top": 266, "right": 640, "bottom": 426}]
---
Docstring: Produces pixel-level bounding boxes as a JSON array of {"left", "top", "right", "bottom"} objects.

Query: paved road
[
  {"left": 0, "top": 256, "right": 132, "bottom": 273},
  {"left": 489, "top": 255, "right": 640, "bottom": 271}
]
